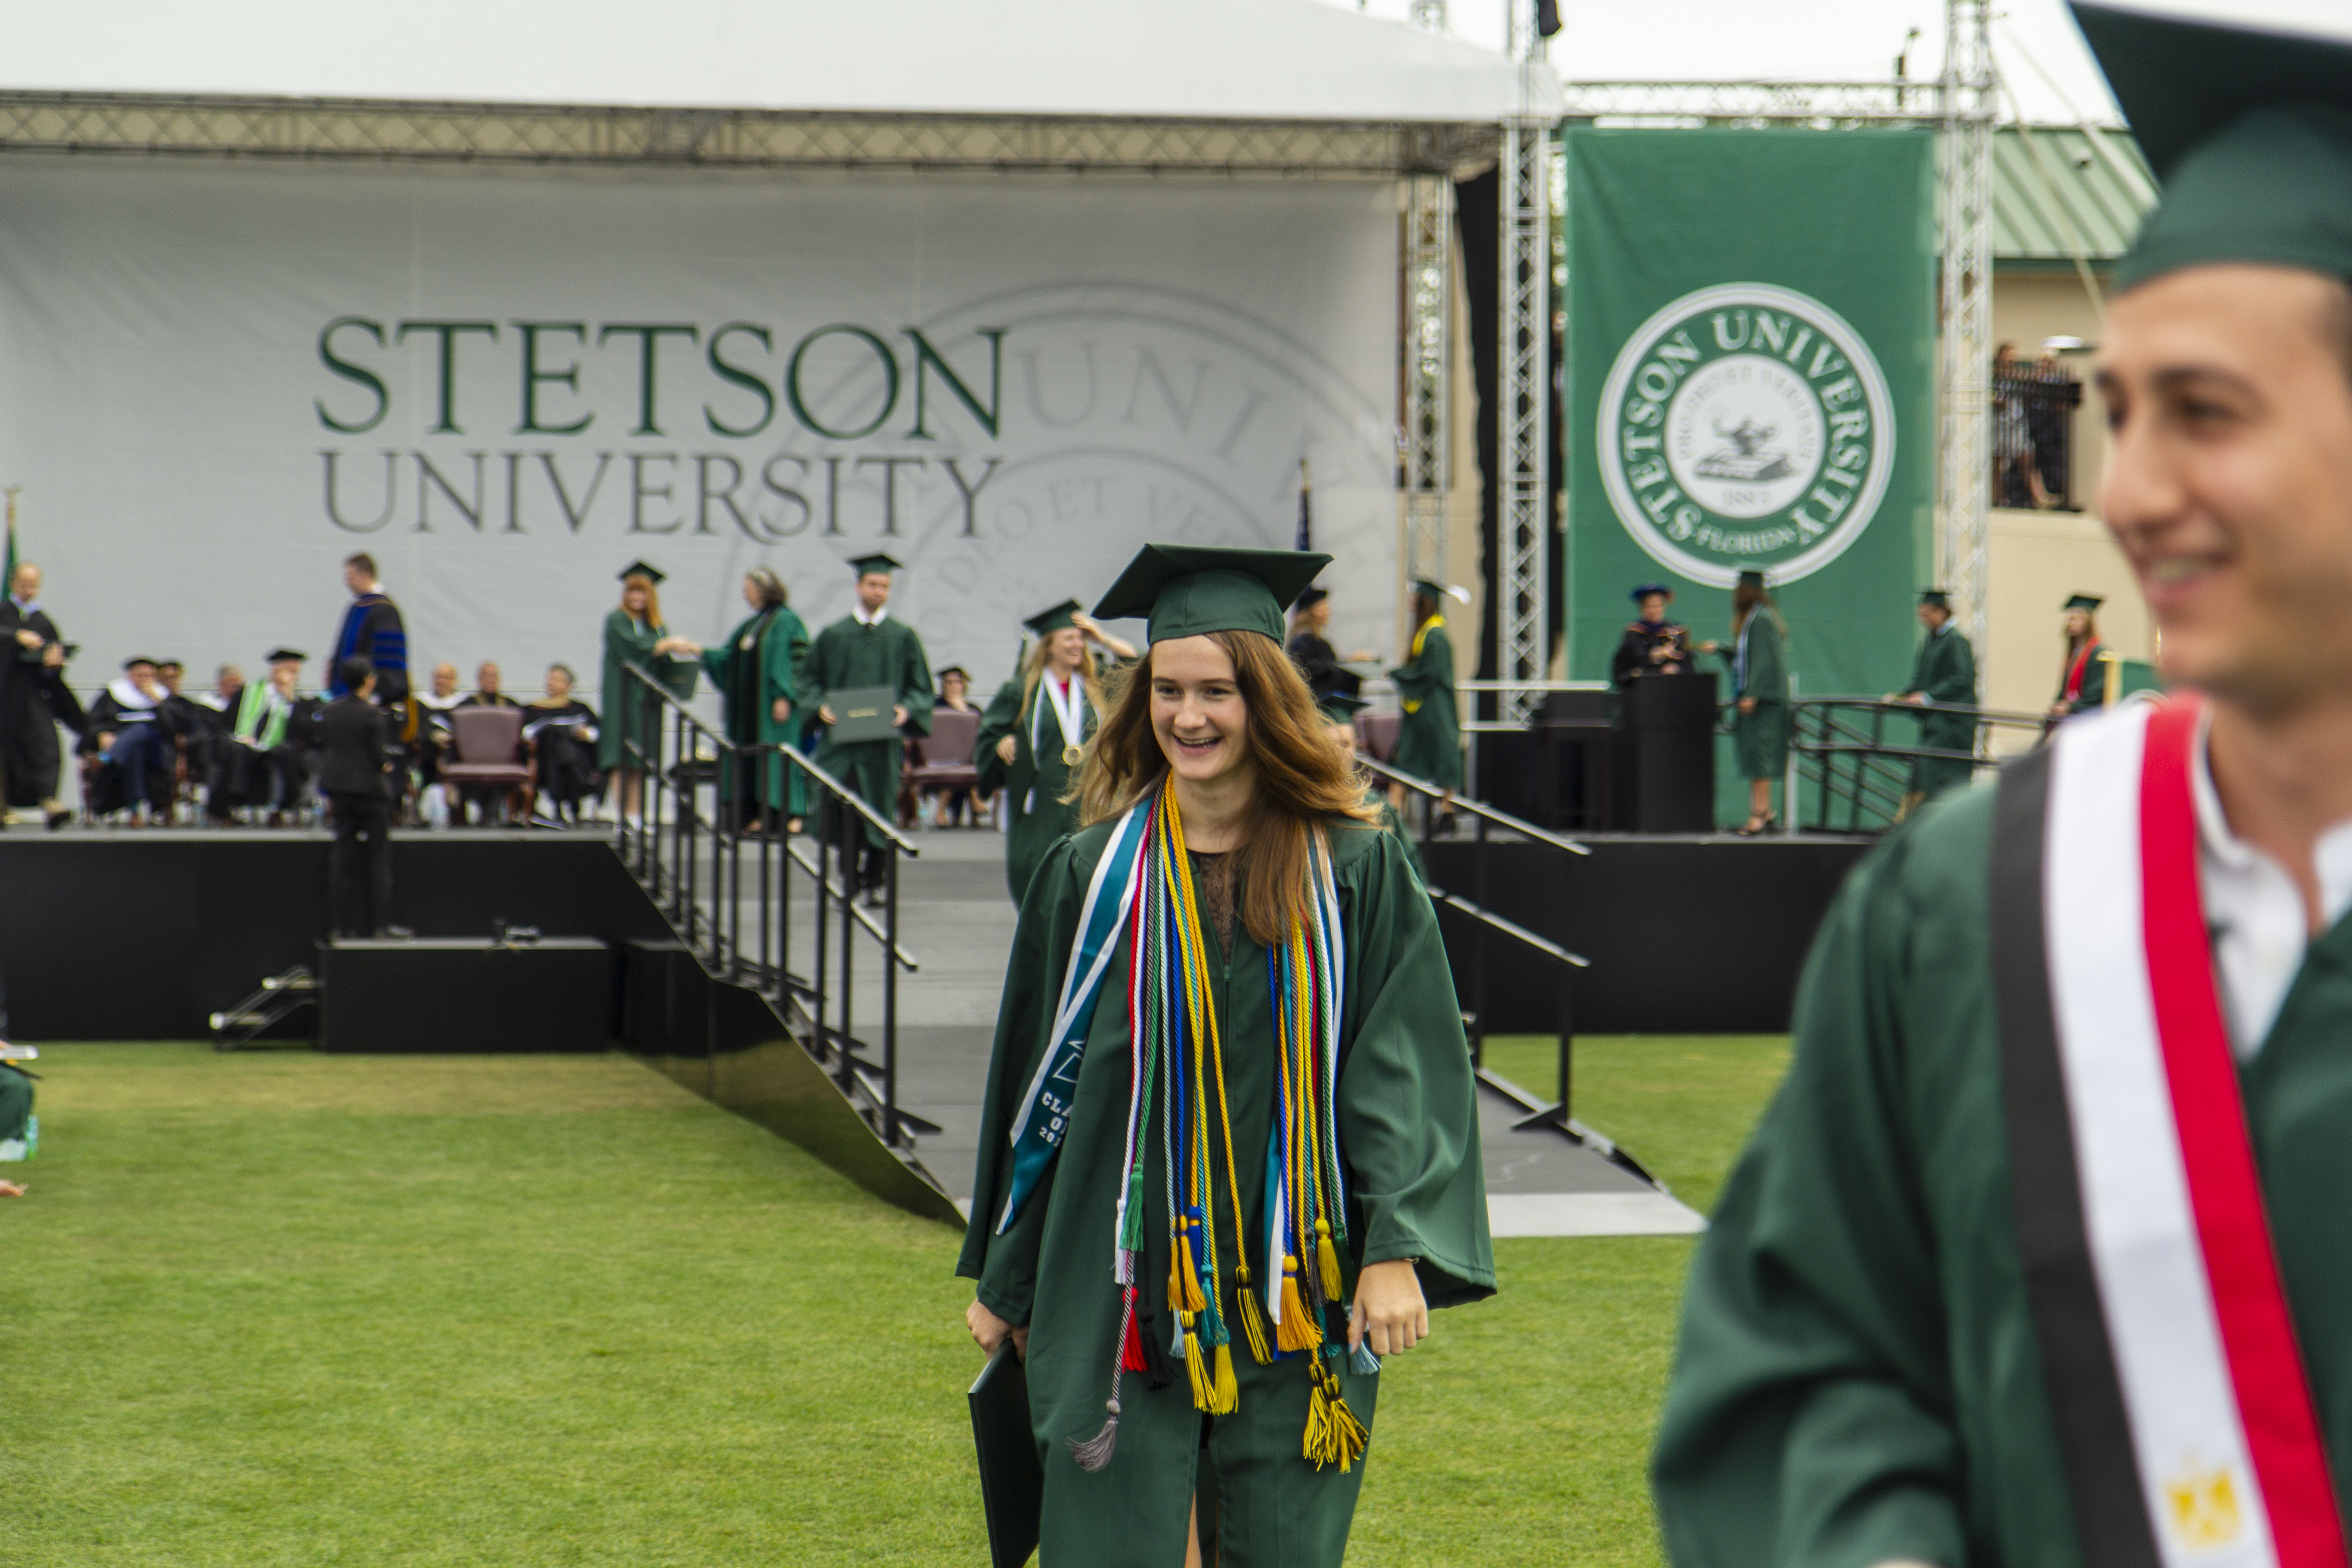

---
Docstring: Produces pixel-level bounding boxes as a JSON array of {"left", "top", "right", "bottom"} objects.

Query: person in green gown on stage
[
  {"left": 599, "top": 562, "right": 699, "bottom": 825},
  {"left": 804, "top": 553, "right": 934, "bottom": 903},
  {"left": 2049, "top": 591, "right": 2110, "bottom": 724},
  {"left": 1716, "top": 569, "right": 1788, "bottom": 836},
  {"left": 1889, "top": 587, "right": 1978, "bottom": 815},
  {"left": 699, "top": 566, "right": 810, "bottom": 836},
  {"left": 1656, "top": 8, "right": 2352, "bottom": 1562},
  {"left": 960, "top": 544, "right": 1493, "bottom": 1568},
  {"left": 1385, "top": 578, "right": 1463, "bottom": 835},
  {"left": 974, "top": 599, "right": 1138, "bottom": 903}
]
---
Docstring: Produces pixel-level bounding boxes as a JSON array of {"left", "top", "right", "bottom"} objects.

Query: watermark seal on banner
[{"left": 1597, "top": 282, "right": 1895, "bottom": 588}]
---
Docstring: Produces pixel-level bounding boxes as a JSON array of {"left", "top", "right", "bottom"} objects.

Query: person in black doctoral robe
[
  {"left": 1610, "top": 583, "right": 1697, "bottom": 686},
  {"left": 1284, "top": 585, "right": 1375, "bottom": 703},
  {"left": 522, "top": 664, "right": 601, "bottom": 825},
  {"left": 0, "top": 561, "right": 78, "bottom": 829},
  {"left": 208, "top": 649, "right": 320, "bottom": 824}
]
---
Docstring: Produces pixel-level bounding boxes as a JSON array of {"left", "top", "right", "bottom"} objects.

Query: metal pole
[
  {"left": 882, "top": 844, "right": 901, "bottom": 1147},
  {"left": 1403, "top": 173, "right": 1454, "bottom": 593},
  {"left": 1497, "top": 0, "right": 1553, "bottom": 725},
  {"left": 1939, "top": 0, "right": 1996, "bottom": 674}
]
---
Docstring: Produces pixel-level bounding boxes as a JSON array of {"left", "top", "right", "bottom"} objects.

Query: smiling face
[
  {"left": 1150, "top": 635, "right": 1253, "bottom": 789},
  {"left": 1043, "top": 627, "right": 1087, "bottom": 673},
  {"left": 2099, "top": 265, "right": 2352, "bottom": 713},
  {"left": 621, "top": 583, "right": 648, "bottom": 617}
]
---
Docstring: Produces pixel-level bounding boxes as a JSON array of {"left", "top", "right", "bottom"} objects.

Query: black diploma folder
[
  {"left": 824, "top": 684, "right": 901, "bottom": 745},
  {"left": 969, "top": 1342, "right": 1044, "bottom": 1568}
]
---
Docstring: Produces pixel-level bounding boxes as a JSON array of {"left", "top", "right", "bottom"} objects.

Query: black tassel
[{"left": 1136, "top": 1304, "right": 1177, "bottom": 1391}]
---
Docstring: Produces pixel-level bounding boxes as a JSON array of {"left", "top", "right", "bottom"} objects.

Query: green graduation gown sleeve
[
  {"left": 972, "top": 678, "right": 1022, "bottom": 796},
  {"left": 1386, "top": 617, "right": 1462, "bottom": 790},
  {"left": 957, "top": 818, "right": 1492, "bottom": 1568},
  {"left": 1904, "top": 625, "right": 1978, "bottom": 798},
  {"left": 598, "top": 609, "right": 696, "bottom": 772},
  {"left": 1730, "top": 612, "right": 1790, "bottom": 784}
]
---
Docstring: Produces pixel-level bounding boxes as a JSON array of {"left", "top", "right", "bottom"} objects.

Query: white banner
[{"left": 0, "top": 159, "right": 1398, "bottom": 705}]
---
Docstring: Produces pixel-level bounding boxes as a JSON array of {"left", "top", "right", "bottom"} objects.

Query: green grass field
[{"left": 0, "top": 1036, "right": 1788, "bottom": 1567}]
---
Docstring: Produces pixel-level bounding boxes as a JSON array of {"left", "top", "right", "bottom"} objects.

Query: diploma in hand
[{"left": 824, "top": 685, "right": 901, "bottom": 745}]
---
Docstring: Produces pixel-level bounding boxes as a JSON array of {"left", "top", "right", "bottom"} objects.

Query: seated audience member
[
  {"left": 154, "top": 659, "right": 206, "bottom": 818},
  {"left": 926, "top": 665, "right": 990, "bottom": 828},
  {"left": 185, "top": 663, "right": 244, "bottom": 812},
  {"left": 523, "top": 664, "right": 600, "bottom": 825},
  {"left": 81, "top": 657, "right": 176, "bottom": 824},
  {"left": 207, "top": 648, "right": 319, "bottom": 825},
  {"left": 459, "top": 661, "right": 520, "bottom": 711},
  {"left": 449, "top": 660, "right": 525, "bottom": 825},
  {"left": 414, "top": 661, "right": 462, "bottom": 826}
]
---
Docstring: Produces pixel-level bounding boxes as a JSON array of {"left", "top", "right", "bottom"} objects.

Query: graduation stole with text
[{"left": 1994, "top": 697, "right": 2349, "bottom": 1568}]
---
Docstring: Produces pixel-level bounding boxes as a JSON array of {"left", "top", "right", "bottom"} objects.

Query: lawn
[{"left": 0, "top": 1036, "right": 1787, "bottom": 1566}]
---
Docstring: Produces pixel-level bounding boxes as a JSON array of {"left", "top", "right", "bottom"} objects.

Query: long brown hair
[
  {"left": 621, "top": 571, "right": 664, "bottom": 629},
  {"left": 1732, "top": 578, "right": 1777, "bottom": 635},
  {"left": 1020, "top": 630, "right": 1108, "bottom": 721},
  {"left": 1079, "top": 631, "right": 1379, "bottom": 949}
]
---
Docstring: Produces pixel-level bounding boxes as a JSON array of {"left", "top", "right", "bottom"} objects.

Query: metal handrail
[
  {"left": 612, "top": 664, "right": 928, "bottom": 1154},
  {"left": 1790, "top": 694, "right": 2045, "bottom": 835},
  {"left": 1357, "top": 754, "right": 1592, "bottom": 858}
]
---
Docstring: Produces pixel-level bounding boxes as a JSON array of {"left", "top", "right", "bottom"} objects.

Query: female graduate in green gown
[
  {"left": 960, "top": 544, "right": 1494, "bottom": 1568},
  {"left": 699, "top": 567, "right": 811, "bottom": 835},
  {"left": 1721, "top": 569, "right": 1788, "bottom": 835},
  {"left": 974, "top": 599, "right": 1138, "bottom": 903},
  {"left": 598, "top": 563, "right": 699, "bottom": 823},
  {"left": 1385, "top": 578, "right": 1464, "bottom": 833}
]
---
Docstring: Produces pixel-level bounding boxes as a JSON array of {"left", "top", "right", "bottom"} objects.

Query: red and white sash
[{"left": 2002, "top": 699, "right": 2346, "bottom": 1566}]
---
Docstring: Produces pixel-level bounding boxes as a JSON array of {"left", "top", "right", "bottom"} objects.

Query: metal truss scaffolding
[
  {"left": 1495, "top": 0, "right": 1553, "bottom": 723},
  {"left": 1939, "top": 1, "right": 1999, "bottom": 668},
  {"left": 1404, "top": 174, "right": 1454, "bottom": 589},
  {"left": 0, "top": 93, "right": 1497, "bottom": 178}
]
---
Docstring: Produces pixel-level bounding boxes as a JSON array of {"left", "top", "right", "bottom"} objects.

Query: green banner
[{"left": 1564, "top": 128, "right": 1938, "bottom": 819}]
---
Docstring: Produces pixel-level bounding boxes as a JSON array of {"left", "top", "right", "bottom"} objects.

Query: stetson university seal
[{"left": 1597, "top": 282, "right": 1895, "bottom": 588}]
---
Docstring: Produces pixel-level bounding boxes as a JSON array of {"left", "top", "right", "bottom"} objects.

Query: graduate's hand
[
  {"left": 0, "top": 1179, "right": 23, "bottom": 1198},
  {"left": 1738, "top": 696, "right": 1756, "bottom": 715},
  {"left": 892, "top": 705, "right": 908, "bottom": 728},
  {"left": 995, "top": 734, "right": 1019, "bottom": 764},
  {"left": 13, "top": 628, "right": 39, "bottom": 650},
  {"left": 966, "top": 1298, "right": 1029, "bottom": 1359},
  {"left": 41, "top": 642, "right": 64, "bottom": 667},
  {"left": 1350, "top": 1259, "right": 1428, "bottom": 1355},
  {"left": 771, "top": 698, "right": 791, "bottom": 725}
]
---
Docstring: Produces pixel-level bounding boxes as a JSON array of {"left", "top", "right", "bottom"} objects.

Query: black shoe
[
  {"left": 1432, "top": 811, "right": 1458, "bottom": 839},
  {"left": 44, "top": 809, "right": 68, "bottom": 832},
  {"left": 375, "top": 925, "right": 416, "bottom": 941}
]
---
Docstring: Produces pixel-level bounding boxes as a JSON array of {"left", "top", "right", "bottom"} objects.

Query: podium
[{"left": 1617, "top": 672, "right": 1717, "bottom": 833}]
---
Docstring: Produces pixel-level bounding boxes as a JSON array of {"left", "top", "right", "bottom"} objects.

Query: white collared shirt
[
  {"left": 2191, "top": 714, "right": 2352, "bottom": 1057},
  {"left": 853, "top": 605, "right": 890, "bottom": 628}
]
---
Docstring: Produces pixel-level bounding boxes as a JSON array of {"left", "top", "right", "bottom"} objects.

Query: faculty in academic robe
[
  {"left": 972, "top": 599, "right": 1136, "bottom": 904},
  {"left": 1284, "top": 586, "right": 1373, "bottom": 702},
  {"left": 326, "top": 552, "right": 408, "bottom": 706},
  {"left": 0, "top": 561, "right": 76, "bottom": 829},
  {"left": 1890, "top": 588, "right": 1978, "bottom": 811},
  {"left": 960, "top": 544, "right": 1492, "bottom": 1568},
  {"left": 1656, "top": 10, "right": 2352, "bottom": 1562},
  {"left": 806, "top": 553, "right": 934, "bottom": 902},
  {"left": 82, "top": 657, "right": 175, "bottom": 823},
  {"left": 1385, "top": 578, "right": 1463, "bottom": 832},
  {"left": 208, "top": 649, "right": 318, "bottom": 824},
  {"left": 522, "top": 665, "right": 600, "bottom": 825},
  {"left": 1722, "top": 570, "right": 1788, "bottom": 836},
  {"left": 598, "top": 563, "right": 699, "bottom": 824},
  {"left": 2049, "top": 591, "right": 2110, "bottom": 723},
  {"left": 1611, "top": 583, "right": 1698, "bottom": 686},
  {"left": 697, "top": 566, "right": 810, "bottom": 835}
]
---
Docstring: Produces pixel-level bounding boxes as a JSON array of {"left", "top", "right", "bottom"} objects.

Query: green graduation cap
[
  {"left": 617, "top": 560, "right": 666, "bottom": 584},
  {"left": 1737, "top": 569, "right": 1767, "bottom": 589},
  {"left": 2072, "top": 2, "right": 2352, "bottom": 291},
  {"left": 2063, "top": 593, "right": 2105, "bottom": 612},
  {"left": 1920, "top": 588, "right": 1952, "bottom": 609},
  {"left": 849, "top": 552, "right": 903, "bottom": 577},
  {"left": 1023, "top": 599, "right": 1083, "bottom": 637},
  {"left": 1318, "top": 691, "right": 1370, "bottom": 725},
  {"left": 1093, "top": 544, "right": 1332, "bottom": 644}
]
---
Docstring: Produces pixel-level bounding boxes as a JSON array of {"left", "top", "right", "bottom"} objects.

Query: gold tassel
[
  {"left": 1232, "top": 1268, "right": 1274, "bottom": 1366},
  {"left": 1277, "top": 1254, "right": 1322, "bottom": 1353},
  {"left": 1303, "top": 1362, "right": 1370, "bottom": 1473},
  {"left": 1207, "top": 1341, "right": 1240, "bottom": 1414},
  {"left": 1174, "top": 1219, "right": 1207, "bottom": 1314},
  {"left": 1315, "top": 1218, "right": 1344, "bottom": 1302},
  {"left": 1183, "top": 1314, "right": 1214, "bottom": 1411}
]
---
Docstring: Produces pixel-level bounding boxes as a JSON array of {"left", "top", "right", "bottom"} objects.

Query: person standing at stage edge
[
  {"left": 0, "top": 560, "right": 77, "bottom": 830},
  {"left": 1720, "top": 569, "right": 1788, "bottom": 836},
  {"left": 599, "top": 563, "right": 700, "bottom": 826},
  {"left": 960, "top": 544, "right": 1491, "bottom": 1568},
  {"left": 806, "top": 553, "right": 933, "bottom": 903},
  {"left": 1386, "top": 577, "right": 1463, "bottom": 835},
  {"left": 698, "top": 566, "right": 810, "bottom": 837},
  {"left": 318, "top": 657, "right": 407, "bottom": 940},
  {"left": 2049, "top": 591, "right": 2110, "bottom": 724},
  {"left": 1889, "top": 587, "right": 1977, "bottom": 814},
  {"left": 973, "top": 599, "right": 1137, "bottom": 903},
  {"left": 1655, "top": 7, "right": 2352, "bottom": 1563},
  {"left": 327, "top": 553, "right": 410, "bottom": 815}
]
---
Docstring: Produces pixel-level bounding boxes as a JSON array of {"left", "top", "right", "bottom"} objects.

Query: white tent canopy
[{"left": 4, "top": 0, "right": 1559, "bottom": 124}]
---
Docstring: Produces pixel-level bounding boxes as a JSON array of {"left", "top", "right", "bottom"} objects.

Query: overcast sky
[{"left": 1315, "top": 0, "right": 2123, "bottom": 124}]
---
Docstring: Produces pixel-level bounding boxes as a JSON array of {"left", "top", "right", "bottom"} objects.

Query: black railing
[
  {"left": 1359, "top": 755, "right": 1650, "bottom": 1183},
  {"left": 1792, "top": 696, "right": 2047, "bottom": 834},
  {"left": 612, "top": 665, "right": 929, "bottom": 1152}
]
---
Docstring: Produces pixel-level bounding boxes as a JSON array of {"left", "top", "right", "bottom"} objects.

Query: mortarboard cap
[
  {"left": 1920, "top": 589, "right": 1952, "bottom": 609},
  {"left": 849, "top": 553, "right": 903, "bottom": 577},
  {"left": 1094, "top": 544, "right": 1332, "bottom": 644},
  {"left": 1294, "top": 584, "right": 1331, "bottom": 611},
  {"left": 2064, "top": 593, "right": 2106, "bottom": 612},
  {"left": 1022, "top": 599, "right": 1083, "bottom": 637},
  {"left": 1629, "top": 583, "right": 1672, "bottom": 602},
  {"left": 266, "top": 647, "right": 306, "bottom": 664},
  {"left": 1318, "top": 692, "right": 1370, "bottom": 725},
  {"left": 122, "top": 655, "right": 158, "bottom": 670},
  {"left": 936, "top": 664, "right": 971, "bottom": 683},
  {"left": 617, "top": 560, "right": 666, "bottom": 584},
  {"left": 1737, "top": 570, "right": 1768, "bottom": 588},
  {"left": 2070, "top": 3, "right": 2352, "bottom": 291}
]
